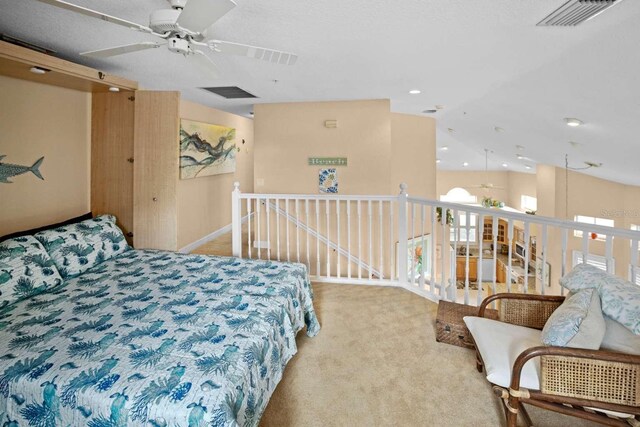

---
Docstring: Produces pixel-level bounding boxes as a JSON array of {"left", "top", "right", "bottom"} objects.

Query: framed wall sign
[{"left": 308, "top": 157, "right": 347, "bottom": 166}]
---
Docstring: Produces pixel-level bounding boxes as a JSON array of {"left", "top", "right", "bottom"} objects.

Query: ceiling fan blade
[
  {"left": 209, "top": 40, "right": 298, "bottom": 65},
  {"left": 34, "top": 0, "right": 152, "bottom": 32},
  {"left": 191, "top": 50, "right": 220, "bottom": 79},
  {"left": 80, "top": 42, "right": 165, "bottom": 58},
  {"left": 177, "top": 0, "right": 236, "bottom": 33}
]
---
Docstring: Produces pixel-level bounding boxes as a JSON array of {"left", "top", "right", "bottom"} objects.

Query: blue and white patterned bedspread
[{"left": 0, "top": 250, "right": 320, "bottom": 427}]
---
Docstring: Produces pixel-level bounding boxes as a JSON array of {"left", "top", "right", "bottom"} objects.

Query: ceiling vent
[
  {"left": 537, "top": 0, "right": 624, "bottom": 26},
  {"left": 201, "top": 86, "right": 257, "bottom": 99}
]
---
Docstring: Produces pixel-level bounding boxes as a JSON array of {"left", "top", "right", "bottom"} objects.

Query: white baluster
[
  {"left": 379, "top": 201, "right": 384, "bottom": 279},
  {"left": 441, "top": 207, "right": 447, "bottom": 301},
  {"left": 561, "top": 228, "right": 569, "bottom": 296},
  {"left": 326, "top": 200, "right": 331, "bottom": 278},
  {"left": 452, "top": 209, "right": 458, "bottom": 301},
  {"left": 295, "top": 199, "right": 300, "bottom": 263},
  {"left": 477, "top": 213, "right": 484, "bottom": 307},
  {"left": 368, "top": 200, "right": 373, "bottom": 280},
  {"left": 631, "top": 240, "right": 639, "bottom": 285},
  {"left": 605, "top": 235, "right": 613, "bottom": 275},
  {"left": 389, "top": 201, "right": 395, "bottom": 281},
  {"left": 256, "top": 198, "right": 262, "bottom": 259},
  {"left": 507, "top": 220, "right": 514, "bottom": 293},
  {"left": 347, "top": 200, "right": 352, "bottom": 279},
  {"left": 337, "top": 200, "right": 341, "bottom": 279},
  {"left": 492, "top": 215, "right": 498, "bottom": 302},
  {"left": 523, "top": 222, "right": 530, "bottom": 294},
  {"left": 305, "top": 200, "right": 310, "bottom": 270},
  {"left": 275, "top": 199, "right": 280, "bottom": 261},
  {"left": 285, "top": 199, "right": 290, "bottom": 262},
  {"left": 464, "top": 211, "right": 470, "bottom": 305},
  {"left": 316, "top": 199, "right": 320, "bottom": 276},
  {"left": 247, "top": 199, "right": 252, "bottom": 259},
  {"left": 430, "top": 205, "right": 436, "bottom": 295},
  {"left": 541, "top": 225, "right": 548, "bottom": 295},
  {"left": 419, "top": 205, "right": 426, "bottom": 290},
  {"left": 266, "top": 197, "right": 271, "bottom": 260},
  {"left": 410, "top": 203, "right": 415, "bottom": 287},
  {"left": 358, "top": 200, "right": 362, "bottom": 280}
]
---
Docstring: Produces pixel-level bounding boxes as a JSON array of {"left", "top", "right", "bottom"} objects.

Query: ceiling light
[
  {"left": 525, "top": 165, "right": 532, "bottom": 170},
  {"left": 502, "top": 163, "right": 508, "bottom": 168},
  {"left": 29, "top": 66, "right": 48, "bottom": 74},
  {"left": 463, "top": 162, "right": 469, "bottom": 167},
  {"left": 436, "top": 159, "right": 441, "bottom": 164},
  {"left": 108, "top": 86, "right": 120, "bottom": 93},
  {"left": 516, "top": 155, "right": 524, "bottom": 160},
  {"left": 440, "top": 146, "right": 449, "bottom": 151},
  {"left": 564, "top": 118, "right": 583, "bottom": 127},
  {"left": 409, "top": 89, "right": 421, "bottom": 95}
]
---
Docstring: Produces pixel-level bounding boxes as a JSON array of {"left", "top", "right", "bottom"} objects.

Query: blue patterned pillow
[
  {"left": 541, "top": 288, "right": 605, "bottom": 349},
  {"left": 0, "top": 235, "right": 63, "bottom": 308},
  {"left": 560, "top": 263, "right": 640, "bottom": 334},
  {"left": 34, "top": 214, "right": 129, "bottom": 278}
]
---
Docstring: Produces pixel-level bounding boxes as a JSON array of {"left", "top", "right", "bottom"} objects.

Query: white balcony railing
[{"left": 231, "top": 183, "right": 640, "bottom": 306}]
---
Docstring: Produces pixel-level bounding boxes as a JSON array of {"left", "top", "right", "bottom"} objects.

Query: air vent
[
  {"left": 201, "top": 86, "right": 257, "bottom": 99},
  {"left": 537, "top": 0, "right": 624, "bottom": 26}
]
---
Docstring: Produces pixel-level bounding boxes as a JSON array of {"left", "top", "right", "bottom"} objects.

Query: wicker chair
[{"left": 473, "top": 293, "right": 640, "bottom": 427}]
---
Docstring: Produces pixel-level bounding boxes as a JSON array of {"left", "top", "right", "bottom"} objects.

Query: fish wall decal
[{"left": 0, "top": 155, "right": 45, "bottom": 184}]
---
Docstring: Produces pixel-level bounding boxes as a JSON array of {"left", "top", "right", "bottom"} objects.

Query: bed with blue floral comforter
[{"left": 0, "top": 249, "right": 320, "bottom": 427}]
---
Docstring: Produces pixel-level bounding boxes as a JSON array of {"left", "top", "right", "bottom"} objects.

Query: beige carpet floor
[
  {"left": 259, "top": 283, "right": 600, "bottom": 427},
  {"left": 193, "top": 235, "right": 599, "bottom": 426}
]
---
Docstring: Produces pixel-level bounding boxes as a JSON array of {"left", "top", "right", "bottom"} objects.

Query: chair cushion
[
  {"left": 0, "top": 235, "right": 63, "bottom": 308},
  {"left": 601, "top": 315, "right": 640, "bottom": 355},
  {"left": 541, "top": 289, "right": 605, "bottom": 349},
  {"left": 560, "top": 263, "right": 640, "bottom": 334},
  {"left": 34, "top": 214, "right": 129, "bottom": 278},
  {"left": 464, "top": 316, "right": 541, "bottom": 390}
]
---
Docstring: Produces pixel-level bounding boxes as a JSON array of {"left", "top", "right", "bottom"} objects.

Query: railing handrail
[
  {"left": 238, "top": 193, "right": 397, "bottom": 202},
  {"left": 407, "top": 197, "right": 640, "bottom": 240}
]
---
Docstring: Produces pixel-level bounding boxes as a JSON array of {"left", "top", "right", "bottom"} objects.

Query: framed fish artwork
[
  {"left": 179, "top": 119, "right": 238, "bottom": 179},
  {"left": 0, "top": 155, "right": 44, "bottom": 184}
]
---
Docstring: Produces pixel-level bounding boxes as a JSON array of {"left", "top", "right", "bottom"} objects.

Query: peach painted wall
[
  {"left": 177, "top": 100, "right": 254, "bottom": 249},
  {"left": 0, "top": 75, "right": 91, "bottom": 236}
]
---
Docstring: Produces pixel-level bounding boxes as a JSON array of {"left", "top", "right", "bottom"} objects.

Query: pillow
[
  {"left": 0, "top": 235, "right": 63, "bottom": 308},
  {"left": 560, "top": 263, "right": 640, "bottom": 334},
  {"left": 0, "top": 212, "right": 93, "bottom": 243},
  {"left": 601, "top": 315, "right": 640, "bottom": 355},
  {"left": 541, "top": 288, "right": 605, "bottom": 349},
  {"left": 34, "top": 214, "right": 129, "bottom": 278}
]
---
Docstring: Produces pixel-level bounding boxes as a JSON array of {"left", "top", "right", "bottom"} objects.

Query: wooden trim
[{"left": 0, "top": 40, "right": 137, "bottom": 92}]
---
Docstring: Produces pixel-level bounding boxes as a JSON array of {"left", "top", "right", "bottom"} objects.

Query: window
[
  {"left": 572, "top": 251, "right": 614, "bottom": 273},
  {"left": 439, "top": 187, "right": 477, "bottom": 204},
  {"left": 521, "top": 195, "right": 537, "bottom": 212},
  {"left": 573, "top": 215, "right": 614, "bottom": 241},
  {"left": 450, "top": 212, "right": 478, "bottom": 243}
]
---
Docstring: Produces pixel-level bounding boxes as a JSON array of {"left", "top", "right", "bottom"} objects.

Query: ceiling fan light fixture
[{"left": 564, "top": 118, "right": 583, "bottom": 127}]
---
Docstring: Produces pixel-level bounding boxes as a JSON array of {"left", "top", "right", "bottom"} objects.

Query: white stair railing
[{"left": 232, "top": 182, "right": 640, "bottom": 305}]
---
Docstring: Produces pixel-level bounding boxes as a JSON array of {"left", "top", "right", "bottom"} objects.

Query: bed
[{"left": 0, "top": 216, "right": 320, "bottom": 427}]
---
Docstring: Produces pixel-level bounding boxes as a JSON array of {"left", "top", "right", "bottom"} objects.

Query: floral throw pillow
[
  {"left": 541, "top": 288, "right": 605, "bottom": 349},
  {"left": 0, "top": 235, "right": 63, "bottom": 308},
  {"left": 34, "top": 214, "right": 129, "bottom": 278},
  {"left": 560, "top": 263, "right": 640, "bottom": 335}
]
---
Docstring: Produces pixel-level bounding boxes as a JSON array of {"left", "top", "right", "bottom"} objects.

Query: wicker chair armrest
[
  {"left": 479, "top": 293, "right": 565, "bottom": 330},
  {"left": 511, "top": 346, "right": 640, "bottom": 409}
]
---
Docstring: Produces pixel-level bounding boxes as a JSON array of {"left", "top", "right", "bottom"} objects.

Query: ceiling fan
[
  {"left": 467, "top": 148, "right": 505, "bottom": 191},
  {"left": 33, "top": 0, "right": 298, "bottom": 77}
]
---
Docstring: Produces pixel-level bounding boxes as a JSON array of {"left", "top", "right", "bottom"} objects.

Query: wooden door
[
  {"left": 469, "top": 259, "right": 478, "bottom": 282},
  {"left": 91, "top": 92, "right": 135, "bottom": 244},
  {"left": 456, "top": 258, "right": 465, "bottom": 280},
  {"left": 133, "top": 91, "right": 180, "bottom": 250}
]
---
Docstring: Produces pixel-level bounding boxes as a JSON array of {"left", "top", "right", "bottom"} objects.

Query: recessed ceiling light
[
  {"left": 525, "top": 165, "right": 532, "bottom": 170},
  {"left": 29, "top": 66, "right": 48, "bottom": 74},
  {"left": 463, "top": 162, "right": 469, "bottom": 167},
  {"left": 422, "top": 109, "right": 437, "bottom": 114},
  {"left": 516, "top": 155, "right": 524, "bottom": 160},
  {"left": 440, "top": 146, "right": 449, "bottom": 151},
  {"left": 502, "top": 163, "right": 508, "bottom": 168},
  {"left": 108, "top": 86, "right": 120, "bottom": 93},
  {"left": 436, "top": 159, "right": 441, "bottom": 164},
  {"left": 409, "top": 89, "right": 421, "bottom": 95},
  {"left": 564, "top": 118, "right": 583, "bottom": 127}
]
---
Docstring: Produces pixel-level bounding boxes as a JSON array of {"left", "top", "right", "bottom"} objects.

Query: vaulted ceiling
[{"left": 1, "top": 0, "right": 639, "bottom": 184}]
